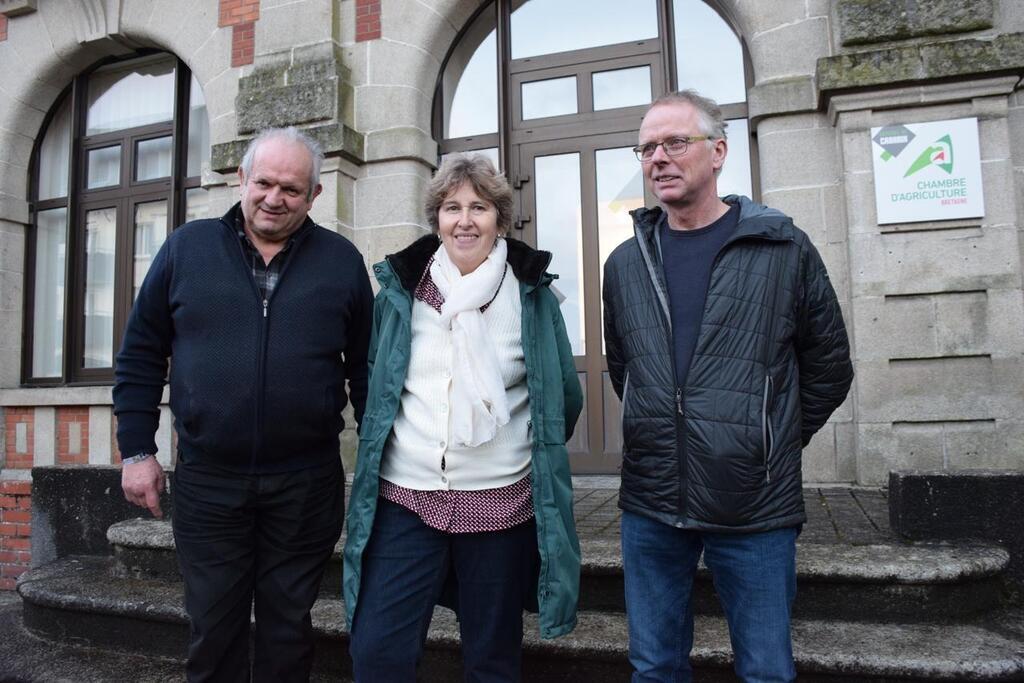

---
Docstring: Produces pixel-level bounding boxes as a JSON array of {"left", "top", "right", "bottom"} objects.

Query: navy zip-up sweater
[{"left": 113, "top": 204, "right": 373, "bottom": 473}]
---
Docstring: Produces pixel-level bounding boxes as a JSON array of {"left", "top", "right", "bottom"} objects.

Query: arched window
[
  {"left": 25, "top": 52, "right": 210, "bottom": 384},
  {"left": 434, "top": 0, "right": 753, "bottom": 472}
]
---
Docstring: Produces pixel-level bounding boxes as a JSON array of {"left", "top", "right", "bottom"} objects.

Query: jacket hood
[
  {"left": 630, "top": 195, "right": 795, "bottom": 244},
  {"left": 376, "top": 234, "right": 554, "bottom": 292}
]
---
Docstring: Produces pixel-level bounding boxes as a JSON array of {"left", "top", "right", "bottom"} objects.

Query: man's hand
[{"left": 122, "top": 457, "right": 167, "bottom": 518}]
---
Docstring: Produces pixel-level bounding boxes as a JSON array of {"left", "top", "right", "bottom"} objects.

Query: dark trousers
[
  {"left": 172, "top": 458, "right": 345, "bottom": 683},
  {"left": 349, "top": 499, "right": 538, "bottom": 683}
]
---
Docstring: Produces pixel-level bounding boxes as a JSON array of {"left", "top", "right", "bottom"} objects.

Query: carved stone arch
[{"left": 0, "top": 0, "right": 226, "bottom": 162}]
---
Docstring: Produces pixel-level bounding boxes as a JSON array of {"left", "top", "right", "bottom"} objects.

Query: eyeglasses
[{"left": 633, "top": 136, "right": 714, "bottom": 162}]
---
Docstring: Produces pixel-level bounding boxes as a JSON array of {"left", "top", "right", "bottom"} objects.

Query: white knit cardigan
[{"left": 379, "top": 270, "right": 532, "bottom": 490}]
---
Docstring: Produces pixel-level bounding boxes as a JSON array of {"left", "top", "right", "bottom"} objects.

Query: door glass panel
[
  {"left": 719, "top": 118, "right": 753, "bottom": 199},
  {"left": 187, "top": 74, "right": 211, "bottom": 177},
  {"left": 133, "top": 201, "right": 168, "bottom": 299},
  {"left": 596, "top": 147, "right": 645, "bottom": 352},
  {"left": 87, "top": 56, "right": 175, "bottom": 135},
  {"left": 135, "top": 136, "right": 173, "bottom": 182},
  {"left": 522, "top": 76, "right": 577, "bottom": 120},
  {"left": 511, "top": 0, "right": 658, "bottom": 59},
  {"left": 38, "top": 96, "right": 71, "bottom": 201},
  {"left": 32, "top": 208, "right": 68, "bottom": 378},
  {"left": 444, "top": 7, "right": 498, "bottom": 138},
  {"left": 87, "top": 146, "right": 121, "bottom": 189},
  {"left": 592, "top": 66, "right": 652, "bottom": 111},
  {"left": 185, "top": 187, "right": 212, "bottom": 223},
  {"left": 83, "top": 207, "right": 117, "bottom": 368},
  {"left": 673, "top": 0, "right": 746, "bottom": 105},
  {"left": 534, "top": 153, "right": 584, "bottom": 355}
]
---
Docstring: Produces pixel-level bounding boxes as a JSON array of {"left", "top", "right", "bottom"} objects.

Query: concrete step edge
[
  {"left": 108, "top": 518, "right": 1011, "bottom": 584},
  {"left": 18, "top": 556, "right": 1024, "bottom": 681}
]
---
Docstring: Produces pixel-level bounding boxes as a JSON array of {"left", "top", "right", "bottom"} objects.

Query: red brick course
[
  {"left": 111, "top": 413, "right": 121, "bottom": 463},
  {"left": 356, "top": 0, "right": 381, "bottom": 41},
  {"left": 56, "top": 406, "right": 90, "bottom": 465},
  {"left": 0, "top": 15, "right": 8, "bottom": 42},
  {"left": 232, "top": 21, "right": 256, "bottom": 67},
  {"left": 219, "top": 0, "right": 260, "bottom": 27},
  {"left": 0, "top": 480, "right": 32, "bottom": 591},
  {"left": 220, "top": 0, "right": 259, "bottom": 66},
  {"left": 4, "top": 408, "right": 34, "bottom": 470}
]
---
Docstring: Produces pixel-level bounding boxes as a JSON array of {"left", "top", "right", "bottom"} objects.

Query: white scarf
[{"left": 430, "top": 237, "right": 511, "bottom": 448}]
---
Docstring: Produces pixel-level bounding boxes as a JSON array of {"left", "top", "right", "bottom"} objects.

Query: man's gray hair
[
  {"left": 239, "top": 126, "right": 324, "bottom": 199},
  {"left": 646, "top": 90, "right": 728, "bottom": 141}
]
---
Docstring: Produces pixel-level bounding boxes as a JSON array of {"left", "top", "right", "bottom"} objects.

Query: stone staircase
[{"left": 16, "top": 507, "right": 1024, "bottom": 682}]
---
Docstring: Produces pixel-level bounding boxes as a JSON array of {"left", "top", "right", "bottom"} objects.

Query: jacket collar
[
  {"left": 379, "top": 234, "right": 553, "bottom": 292},
  {"left": 630, "top": 195, "right": 795, "bottom": 249}
]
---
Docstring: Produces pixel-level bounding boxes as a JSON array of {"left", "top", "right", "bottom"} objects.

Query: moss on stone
[
  {"left": 838, "top": 0, "right": 994, "bottom": 47},
  {"left": 817, "top": 33, "right": 1024, "bottom": 92}
]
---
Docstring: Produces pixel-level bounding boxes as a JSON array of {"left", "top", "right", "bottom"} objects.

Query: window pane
[
  {"left": 595, "top": 147, "right": 645, "bottom": 353},
  {"left": 83, "top": 207, "right": 116, "bottom": 369},
  {"left": 719, "top": 118, "right": 753, "bottom": 199},
  {"left": 87, "top": 145, "right": 121, "bottom": 189},
  {"left": 593, "top": 66, "right": 652, "bottom": 111},
  {"left": 511, "top": 0, "right": 658, "bottom": 59},
  {"left": 535, "top": 153, "right": 584, "bottom": 355},
  {"left": 133, "top": 201, "right": 168, "bottom": 300},
  {"left": 522, "top": 77, "right": 577, "bottom": 120},
  {"left": 674, "top": 0, "right": 746, "bottom": 104},
  {"left": 187, "top": 74, "right": 210, "bottom": 177},
  {"left": 38, "top": 96, "right": 71, "bottom": 200},
  {"left": 32, "top": 208, "right": 68, "bottom": 378},
  {"left": 86, "top": 55, "right": 175, "bottom": 135},
  {"left": 444, "top": 7, "right": 498, "bottom": 138},
  {"left": 185, "top": 187, "right": 212, "bottom": 223},
  {"left": 135, "top": 136, "right": 172, "bottom": 182}
]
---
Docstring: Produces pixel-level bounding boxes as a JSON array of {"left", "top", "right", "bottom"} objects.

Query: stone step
[
  {"left": 108, "top": 518, "right": 1011, "bottom": 622},
  {"left": 18, "top": 556, "right": 1024, "bottom": 682}
]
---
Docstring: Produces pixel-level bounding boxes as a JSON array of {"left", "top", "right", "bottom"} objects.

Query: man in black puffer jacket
[
  {"left": 114, "top": 127, "right": 372, "bottom": 681},
  {"left": 603, "top": 91, "right": 853, "bottom": 682}
]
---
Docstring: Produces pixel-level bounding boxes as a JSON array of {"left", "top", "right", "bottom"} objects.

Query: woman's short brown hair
[{"left": 425, "top": 154, "right": 514, "bottom": 235}]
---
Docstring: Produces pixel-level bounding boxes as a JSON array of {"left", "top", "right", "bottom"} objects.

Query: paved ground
[
  {"left": 0, "top": 483, "right": 889, "bottom": 681},
  {"left": 572, "top": 479, "right": 892, "bottom": 545}
]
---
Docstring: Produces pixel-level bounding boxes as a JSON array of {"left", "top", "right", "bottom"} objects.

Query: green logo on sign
[{"left": 904, "top": 134, "right": 953, "bottom": 178}]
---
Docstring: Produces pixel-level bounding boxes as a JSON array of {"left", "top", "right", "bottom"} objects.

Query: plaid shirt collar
[{"left": 235, "top": 211, "right": 307, "bottom": 300}]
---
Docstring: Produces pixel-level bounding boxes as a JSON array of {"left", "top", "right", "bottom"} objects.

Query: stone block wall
[{"left": 816, "top": 0, "right": 1024, "bottom": 484}]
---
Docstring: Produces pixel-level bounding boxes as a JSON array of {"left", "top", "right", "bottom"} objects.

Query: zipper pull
[
  {"left": 263, "top": 299, "right": 268, "bottom": 318},
  {"left": 675, "top": 388, "right": 683, "bottom": 416}
]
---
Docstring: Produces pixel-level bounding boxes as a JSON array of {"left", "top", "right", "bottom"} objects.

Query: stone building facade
[{"left": 0, "top": 0, "right": 1022, "bottom": 586}]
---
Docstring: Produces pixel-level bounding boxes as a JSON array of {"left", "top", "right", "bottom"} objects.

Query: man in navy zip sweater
[
  {"left": 603, "top": 92, "right": 852, "bottom": 681},
  {"left": 114, "top": 127, "right": 372, "bottom": 682}
]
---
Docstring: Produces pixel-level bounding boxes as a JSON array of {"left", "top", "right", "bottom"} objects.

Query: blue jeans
[
  {"left": 349, "top": 499, "right": 539, "bottom": 682},
  {"left": 621, "top": 511, "right": 798, "bottom": 683}
]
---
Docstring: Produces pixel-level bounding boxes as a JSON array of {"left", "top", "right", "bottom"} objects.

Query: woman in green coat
[{"left": 343, "top": 154, "right": 583, "bottom": 682}]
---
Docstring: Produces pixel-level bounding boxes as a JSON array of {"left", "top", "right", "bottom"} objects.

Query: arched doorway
[{"left": 434, "top": 0, "right": 754, "bottom": 472}]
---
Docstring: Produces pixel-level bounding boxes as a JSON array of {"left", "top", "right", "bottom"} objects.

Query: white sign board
[{"left": 870, "top": 117, "right": 985, "bottom": 225}]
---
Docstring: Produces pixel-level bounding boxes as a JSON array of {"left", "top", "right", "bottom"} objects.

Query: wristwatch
[{"left": 122, "top": 452, "right": 155, "bottom": 465}]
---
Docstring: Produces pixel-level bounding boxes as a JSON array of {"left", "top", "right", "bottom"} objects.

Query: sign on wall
[{"left": 870, "top": 117, "right": 985, "bottom": 225}]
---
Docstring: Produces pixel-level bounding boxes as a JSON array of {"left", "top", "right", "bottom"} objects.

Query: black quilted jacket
[{"left": 602, "top": 196, "right": 853, "bottom": 532}]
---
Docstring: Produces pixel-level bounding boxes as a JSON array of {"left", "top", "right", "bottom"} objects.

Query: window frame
[
  {"left": 433, "top": 0, "right": 757, "bottom": 190},
  {"left": 22, "top": 52, "right": 204, "bottom": 386}
]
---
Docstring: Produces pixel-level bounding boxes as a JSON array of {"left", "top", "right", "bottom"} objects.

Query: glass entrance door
[{"left": 517, "top": 133, "right": 647, "bottom": 472}]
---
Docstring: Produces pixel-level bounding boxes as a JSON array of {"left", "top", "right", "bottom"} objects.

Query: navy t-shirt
[{"left": 660, "top": 202, "right": 740, "bottom": 387}]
